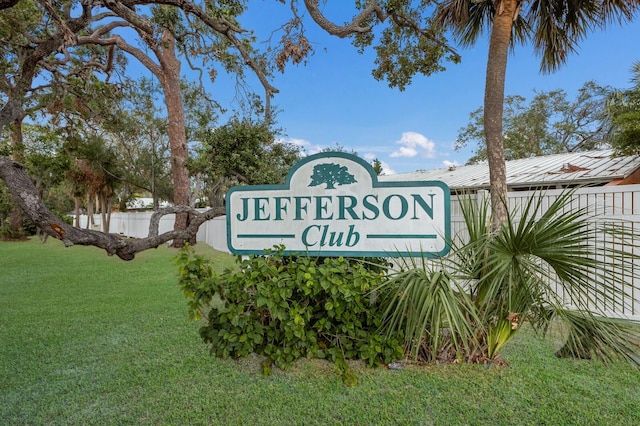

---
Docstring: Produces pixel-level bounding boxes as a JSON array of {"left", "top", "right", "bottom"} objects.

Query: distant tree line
[{"left": 456, "top": 67, "right": 640, "bottom": 165}]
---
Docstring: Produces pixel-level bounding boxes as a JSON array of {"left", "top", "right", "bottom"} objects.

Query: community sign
[{"left": 226, "top": 152, "right": 451, "bottom": 257}]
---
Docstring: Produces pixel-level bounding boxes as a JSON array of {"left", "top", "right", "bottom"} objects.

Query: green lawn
[{"left": 1, "top": 238, "right": 639, "bottom": 425}]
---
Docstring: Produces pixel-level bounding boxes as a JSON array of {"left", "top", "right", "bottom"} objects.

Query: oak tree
[{"left": 0, "top": 0, "right": 302, "bottom": 258}]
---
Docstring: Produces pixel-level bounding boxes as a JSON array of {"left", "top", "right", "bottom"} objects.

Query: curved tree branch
[
  {"left": 77, "top": 30, "right": 163, "bottom": 77},
  {"left": 302, "top": 0, "right": 386, "bottom": 37},
  {"left": 0, "top": 157, "right": 225, "bottom": 260},
  {"left": 302, "top": 0, "right": 460, "bottom": 60},
  {"left": 147, "top": 0, "right": 280, "bottom": 121}
]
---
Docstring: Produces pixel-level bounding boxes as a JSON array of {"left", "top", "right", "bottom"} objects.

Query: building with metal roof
[{"left": 381, "top": 149, "right": 640, "bottom": 192}]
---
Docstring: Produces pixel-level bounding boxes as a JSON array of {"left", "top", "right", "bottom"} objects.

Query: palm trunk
[
  {"left": 86, "top": 192, "right": 94, "bottom": 229},
  {"left": 74, "top": 196, "right": 81, "bottom": 227},
  {"left": 484, "top": 0, "right": 518, "bottom": 231},
  {"left": 100, "top": 194, "right": 111, "bottom": 233}
]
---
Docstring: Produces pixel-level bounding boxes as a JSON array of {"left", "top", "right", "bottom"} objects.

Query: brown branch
[
  {"left": 302, "top": 0, "right": 386, "bottom": 37},
  {"left": 38, "top": 0, "right": 77, "bottom": 46},
  {"left": 0, "top": 157, "right": 225, "bottom": 260},
  {"left": 303, "top": 0, "right": 460, "bottom": 61},
  {"left": 77, "top": 30, "right": 163, "bottom": 77},
  {"left": 103, "top": 0, "right": 156, "bottom": 35},
  {"left": 229, "top": 170, "right": 249, "bottom": 184},
  {"left": 147, "top": 206, "right": 225, "bottom": 238},
  {"left": 144, "top": 0, "right": 280, "bottom": 121},
  {"left": 0, "top": 0, "right": 21, "bottom": 10}
]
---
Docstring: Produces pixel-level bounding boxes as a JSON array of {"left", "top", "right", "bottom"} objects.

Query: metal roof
[{"left": 380, "top": 149, "right": 640, "bottom": 190}]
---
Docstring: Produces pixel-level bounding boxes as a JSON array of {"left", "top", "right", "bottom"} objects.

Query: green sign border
[{"left": 226, "top": 152, "right": 451, "bottom": 257}]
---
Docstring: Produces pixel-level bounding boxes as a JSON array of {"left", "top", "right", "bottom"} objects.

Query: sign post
[{"left": 226, "top": 152, "right": 450, "bottom": 257}]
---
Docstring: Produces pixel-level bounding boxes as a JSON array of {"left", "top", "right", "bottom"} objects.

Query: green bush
[{"left": 176, "top": 245, "right": 403, "bottom": 383}]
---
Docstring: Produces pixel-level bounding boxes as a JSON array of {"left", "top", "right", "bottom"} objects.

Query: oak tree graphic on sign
[{"left": 309, "top": 163, "right": 357, "bottom": 189}]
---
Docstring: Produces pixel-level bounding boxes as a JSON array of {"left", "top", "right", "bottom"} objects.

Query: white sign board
[{"left": 226, "top": 152, "right": 450, "bottom": 257}]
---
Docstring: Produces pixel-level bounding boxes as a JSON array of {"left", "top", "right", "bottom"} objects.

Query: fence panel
[{"left": 76, "top": 184, "right": 640, "bottom": 319}]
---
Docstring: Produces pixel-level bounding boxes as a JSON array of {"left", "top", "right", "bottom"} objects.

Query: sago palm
[{"left": 435, "top": 0, "right": 640, "bottom": 230}]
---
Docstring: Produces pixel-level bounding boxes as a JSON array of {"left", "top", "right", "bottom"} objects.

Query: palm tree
[
  {"left": 436, "top": 0, "right": 640, "bottom": 230},
  {"left": 378, "top": 190, "right": 640, "bottom": 365}
]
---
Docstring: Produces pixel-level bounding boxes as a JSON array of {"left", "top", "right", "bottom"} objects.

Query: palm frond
[
  {"left": 550, "top": 307, "right": 640, "bottom": 367},
  {"left": 376, "top": 255, "right": 479, "bottom": 362},
  {"left": 434, "top": 0, "right": 494, "bottom": 47},
  {"left": 384, "top": 188, "right": 640, "bottom": 364},
  {"left": 527, "top": 0, "right": 639, "bottom": 72},
  {"left": 453, "top": 188, "right": 640, "bottom": 362}
]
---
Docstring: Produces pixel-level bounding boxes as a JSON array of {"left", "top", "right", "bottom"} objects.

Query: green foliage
[
  {"left": 101, "top": 78, "right": 175, "bottom": 208},
  {"left": 457, "top": 82, "right": 611, "bottom": 164},
  {"left": 608, "top": 62, "right": 640, "bottom": 155},
  {"left": 379, "top": 189, "right": 640, "bottom": 365},
  {"left": 460, "top": 190, "right": 640, "bottom": 364},
  {"left": 190, "top": 117, "right": 301, "bottom": 206},
  {"left": 0, "top": 182, "right": 11, "bottom": 225},
  {"left": 377, "top": 262, "right": 479, "bottom": 362},
  {"left": 371, "top": 158, "right": 383, "bottom": 175},
  {"left": 349, "top": 1, "right": 459, "bottom": 91},
  {"left": 4, "top": 239, "right": 640, "bottom": 425},
  {"left": 175, "top": 245, "right": 403, "bottom": 382}
]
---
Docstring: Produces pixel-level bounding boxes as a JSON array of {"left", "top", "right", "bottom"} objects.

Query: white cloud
[
  {"left": 390, "top": 146, "right": 418, "bottom": 158},
  {"left": 363, "top": 153, "right": 396, "bottom": 175},
  {"left": 442, "top": 160, "right": 460, "bottom": 169},
  {"left": 276, "top": 137, "right": 309, "bottom": 149},
  {"left": 390, "top": 132, "right": 436, "bottom": 159},
  {"left": 275, "top": 137, "right": 323, "bottom": 156},
  {"left": 379, "top": 161, "right": 396, "bottom": 175}
]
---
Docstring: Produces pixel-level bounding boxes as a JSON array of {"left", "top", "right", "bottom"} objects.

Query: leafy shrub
[{"left": 176, "top": 245, "right": 403, "bottom": 383}]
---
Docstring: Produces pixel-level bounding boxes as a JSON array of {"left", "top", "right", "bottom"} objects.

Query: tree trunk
[
  {"left": 86, "top": 192, "right": 94, "bottom": 229},
  {"left": 74, "top": 196, "right": 81, "bottom": 227},
  {"left": 8, "top": 118, "right": 24, "bottom": 235},
  {"left": 100, "top": 194, "right": 111, "bottom": 233},
  {"left": 158, "top": 30, "right": 192, "bottom": 247},
  {"left": 484, "top": 0, "right": 518, "bottom": 231}
]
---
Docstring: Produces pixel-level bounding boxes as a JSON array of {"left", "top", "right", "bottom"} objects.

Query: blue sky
[
  {"left": 124, "top": 0, "right": 640, "bottom": 174},
  {"left": 203, "top": 4, "right": 640, "bottom": 175}
]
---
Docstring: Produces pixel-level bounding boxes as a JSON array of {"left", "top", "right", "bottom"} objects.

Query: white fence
[
  {"left": 78, "top": 210, "right": 228, "bottom": 252},
  {"left": 79, "top": 185, "right": 640, "bottom": 320}
]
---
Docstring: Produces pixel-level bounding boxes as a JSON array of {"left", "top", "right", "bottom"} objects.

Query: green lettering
[
  {"left": 274, "top": 197, "right": 291, "bottom": 221},
  {"left": 254, "top": 197, "right": 270, "bottom": 221},
  {"left": 314, "top": 196, "right": 333, "bottom": 220},
  {"left": 302, "top": 225, "right": 320, "bottom": 247},
  {"left": 236, "top": 197, "right": 249, "bottom": 221},
  {"left": 362, "top": 194, "right": 379, "bottom": 220},
  {"left": 383, "top": 194, "right": 408, "bottom": 220},
  {"left": 338, "top": 195, "right": 359, "bottom": 220},
  {"left": 294, "top": 196, "right": 312, "bottom": 220},
  {"left": 411, "top": 193, "right": 435, "bottom": 219}
]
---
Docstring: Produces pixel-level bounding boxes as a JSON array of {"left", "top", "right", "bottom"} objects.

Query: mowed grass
[{"left": 1, "top": 238, "right": 639, "bottom": 425}]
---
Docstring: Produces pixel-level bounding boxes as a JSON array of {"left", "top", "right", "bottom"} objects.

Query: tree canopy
[
  {"left": 608, "top": 62, "right": 640, "bottom": 155},
  {"left": 0, "top": 0, "right": 302, "bottom": 258},
  {"left": 457, "top": 82, "right": 612, "bottom": 164},
  {"left": 435, "top": 0, "right": 640, "bottom": 229},
  {"left": 2, "top": 0, "right": 639, "bottom": 257},
  {"left": 190, "top": 117, "right": 301, "bottom": 208}
]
